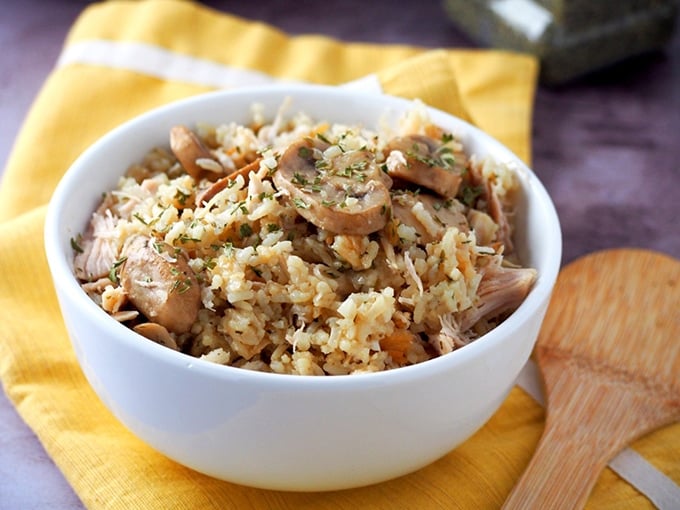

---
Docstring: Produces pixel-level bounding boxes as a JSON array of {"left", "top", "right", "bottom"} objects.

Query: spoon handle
[
  {"left": 502, "top": 408, "right": 609, "bottom": 509},
  {"left": 503, "top": 353, "right": 678, "bottom": 510}
]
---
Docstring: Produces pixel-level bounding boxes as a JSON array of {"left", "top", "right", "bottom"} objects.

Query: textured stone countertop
[{"left": 1, "top": 1, "right": 678, "bottom": 508}]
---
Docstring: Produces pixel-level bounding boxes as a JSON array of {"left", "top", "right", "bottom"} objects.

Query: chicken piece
[
  {"left": 460, "top": 258, "right": 536, "bottom": 329},
  {"left": 170, "top": 125, "right": 224, "bottom": 180},
  {"left": 273, "top": 138, "right": 391, "bottom": 235},
  {"left": 119, "top": 235, "right": 201, "bottom": 334},
  {"left": 384, "top": 134, "right": 466, "bottom": 198},
  {"left": 73, "top": 208, "right": 119, "bottom": 281},
  {"left": 391, "top": 191, "right": 468, "bottom": 244}
]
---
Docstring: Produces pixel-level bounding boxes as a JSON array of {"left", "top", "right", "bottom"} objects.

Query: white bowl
[{"left": 44, "top": 84, "right": 561, "bottom": 491}]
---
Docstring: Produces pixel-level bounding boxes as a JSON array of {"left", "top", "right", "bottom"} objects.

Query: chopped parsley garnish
[
  {"left": 239, "top": 223, "right": 253, "bottom": 238},
  {"left": 171, "top": 277, "right": 193, "bottom": 294},
  {"left": 292, "top": 172, "right": 308, "bottom": 186},
  {"left": 460, "top": 184, "right": 483, "bottom": 207},
  {"left": 108, "top": 257, "right": 128, "bottom": 284},
  {"left": 178, "top": 234, "right": 201, "bottom": 244},
  {"left": 133, "top": 213, "right": 148, "bottom": 225},
  {"left": 297, "top": 146, "right": 312, "bottom": 159},
  {"left": 70, "top": 235, "right": 84, "bottom": 254},
  {"left": 316, "top": 132, "right": 331, "bottom": 144},
  {"left": 174, "top": 189, "right": 190, "bottom": 206},
  {"left": 293, "top": 198, "right": 310, "bottom": 209}
]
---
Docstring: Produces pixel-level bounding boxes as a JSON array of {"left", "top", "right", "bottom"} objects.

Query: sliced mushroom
[
  {"left": 195, "top": 157, "right": 262, "bottom": 207},
  {"left": 273, "top": 138, "right": 391, "bottom": 235},
  {"left": 170, "top": 125, "right": 224, "bottom": 180},
  {"left": 391, "top": 191, "right": 468, "bottom": 244},
  {"left": 133, "top": 322, "right": 179, "bottom": 351},
  {"left": 468, "top": 163, "right": 514, "bottom": 253},
  {"left": 119, "top": 234, "right": 201, "bottom": 334},
  {"left": 384, "top": 134, "right": 466, "bottom": 198}
]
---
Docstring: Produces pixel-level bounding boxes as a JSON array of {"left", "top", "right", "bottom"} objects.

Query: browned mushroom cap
[
  {"left": 391, "top": 191, "right": 469, "bottom": 244},
  {"left": 273, "top": 138, "right": 392, "bottom": 236},
  {"left": 384, "top": 134, "right": 466, "bottom": 198},
  {"left": 119, "top": 234, "right": 201, "bottom": 334},
  {"left": 170, "top": 125, "right": 224, "bottom": 180}
]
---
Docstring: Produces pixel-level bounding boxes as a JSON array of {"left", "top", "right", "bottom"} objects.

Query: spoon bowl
[{"left": 503, "top": 248, "right": 680, "bottom": 509}]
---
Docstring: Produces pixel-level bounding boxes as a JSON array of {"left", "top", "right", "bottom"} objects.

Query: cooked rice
[{"left": 73, "top": 100, "right": 535, "bottom": 375}]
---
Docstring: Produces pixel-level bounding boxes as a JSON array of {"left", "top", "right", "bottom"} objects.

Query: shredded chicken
[
  {"left": 73, "top": 209, "right": 119, "bottom": 281},
  {"left": 460, "top": 257, "right": 537, "bottom": 329}
]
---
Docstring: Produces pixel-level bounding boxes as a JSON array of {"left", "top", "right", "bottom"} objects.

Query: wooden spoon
[{"left": 503, "top": 249, "right": 680, "bottom": 509}]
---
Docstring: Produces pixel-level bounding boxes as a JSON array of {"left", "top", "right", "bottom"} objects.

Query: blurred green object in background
[{"left": 443, "top": 0, "right": 678, "bottom": 84}]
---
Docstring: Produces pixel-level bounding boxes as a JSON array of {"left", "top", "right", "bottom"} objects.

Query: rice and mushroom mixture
[{"left": 73, "top": 100, "right": 536, "bottom": 375}]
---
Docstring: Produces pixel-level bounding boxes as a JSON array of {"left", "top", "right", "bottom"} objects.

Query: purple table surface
[{"left": 1, "top": 1, "right": 678, "bottom": 508}]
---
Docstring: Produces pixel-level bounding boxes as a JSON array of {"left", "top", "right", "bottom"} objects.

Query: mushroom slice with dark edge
[
  {"left": 391, "top": 191, "right": 469, "bottom": 245},
  {"left": 384, "top": 134, "right": 467, "bottom": 198},
  {"left": 273, "top": 138, "right": 392, "bottom": 235},
  {"left": 170, "top": 125, "right": 224, "bottom": 180},
  {"left": 119, "top": 234, "right": 201, "bottom": 335},
  {"left": 195, "top": 157, "right": 262, "bottom": 207},
  {"left": 133, "top": 322, "right": 180, "bottom": 351},
  {"left": 466, "top": 162, "right": 514, "bottom": 253}
]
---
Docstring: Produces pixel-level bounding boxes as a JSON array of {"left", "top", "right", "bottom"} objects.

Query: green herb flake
[
  {"left": 108, "top": 257, "right": 128, "bottom": 285},
  {"left": 70, "top": 235, "right": 84, "bottom": 254},
  {"left": 174, "top": 189, "right": 190, "bottom": 206},
  {"left": 239, "top": 223, "right": 253, "bottom": 238},
  {"left": 297, "top": 146, "right": 312, "bottom": 159},
  {"left": 460, "top": 185, "right": 483, "bottom": 207},
  {"left": 293, "top": 198, "right": 310, "bottom": 209},
  {"left": 178, "top": 234, "right": 201, "bottom": 244},
  {"left": 133, "top": 213, "right": 149, "bottom": 225},
  {"left": 292, "top": 172, "right": 308, "bottom": 186},
  {"left": 171, "top": 277, "right": 193, "bottom": 294}
]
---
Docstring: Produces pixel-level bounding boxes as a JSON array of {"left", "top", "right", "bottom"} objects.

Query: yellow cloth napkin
[{"left": 0, "top": 1, "right": 676, "bottom": 509}]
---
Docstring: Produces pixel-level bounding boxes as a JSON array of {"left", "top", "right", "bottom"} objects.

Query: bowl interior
[{"left": 45, "top": 83, "right": 562, "bottom": 381}]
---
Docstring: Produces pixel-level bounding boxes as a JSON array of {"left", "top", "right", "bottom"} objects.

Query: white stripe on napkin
[
  {"left": 57, "top": 39, "right": 293, "bottom": 88},
  {"left": 56, "top": 37, "right": 679, "bottom": 507},
  {"left": 516, "top": 360, "right": 680, "bottom": 509}
]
